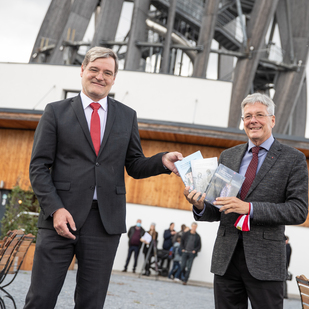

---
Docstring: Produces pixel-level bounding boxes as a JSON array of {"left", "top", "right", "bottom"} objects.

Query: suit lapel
[
  {"left": 229, "top": 143, "right": 247, "bottom": 198},
  {"left": 71, "top": 95, "right": 96, "bottom": 154},
  {"left": 246, "top": 139, "right": 282, "bottom": 198},
  {"left": 233, "top": 144, "right": 248, "bottom": 173},
  {"left": 98, "top": 96, "right": 116, "bottom": 156}
]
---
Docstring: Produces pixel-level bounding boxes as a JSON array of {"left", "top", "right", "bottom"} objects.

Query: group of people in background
[{"left": 122, "top": 220, "right": 202, "bottom": 285}]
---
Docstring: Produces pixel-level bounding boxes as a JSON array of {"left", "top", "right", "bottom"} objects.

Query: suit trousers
[
  {"left": 24, "top": 207, "right": 120, "bottom": 309},
  {"left": 214, "top": 239, "right": 283, "bottom": 309}
]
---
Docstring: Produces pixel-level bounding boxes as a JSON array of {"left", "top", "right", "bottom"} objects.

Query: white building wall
[
  {"left": 0, "top": 62, "right": 231, "bottom": 128},
  {"left": 115, "top": 204, "right": 309, "bottom": 297}
]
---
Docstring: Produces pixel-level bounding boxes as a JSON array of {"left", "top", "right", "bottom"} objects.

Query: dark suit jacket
[
  {"left": 194, "top": 139, "right": 308, "bottom": 281},
  {"left": 30, "top": 95, "right": 170, "bottom": 235}
]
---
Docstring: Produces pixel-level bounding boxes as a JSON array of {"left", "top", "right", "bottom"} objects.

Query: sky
[
  {"left": 1, "top": 0, "right": 309, "bottom": 137},
  {"left": 0, "top": 0, "right": 52, "bottom": 63}
]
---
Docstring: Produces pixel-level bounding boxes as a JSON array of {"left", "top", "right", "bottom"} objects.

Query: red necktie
[
  {"left": 240, "top": 146, "right": 261, "bottom": 200},
  {"left": 235, "top": 146, "right": 260, "bottom": 231},
  {"left": 90, "top": 103, "right": 101, "bottom": 156}
]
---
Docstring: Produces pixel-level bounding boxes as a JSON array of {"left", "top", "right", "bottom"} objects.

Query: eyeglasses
[{"left": 241, "top": 113, "right": 273, "bottom": 122}]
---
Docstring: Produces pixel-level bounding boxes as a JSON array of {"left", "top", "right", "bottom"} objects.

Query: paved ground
[{"left": 1, "top": 270, "right": 302, "bottom": 308}]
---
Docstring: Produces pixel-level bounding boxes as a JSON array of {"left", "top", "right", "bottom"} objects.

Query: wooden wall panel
[
  {"left": 1, "top": 126, "right": 308, "bottom": 227},
  {"left": 0, "top": 129, "right": 34, "bottom": 190},
  {"left": 125, "top": 140, "right": 226, "bottom": 211}
]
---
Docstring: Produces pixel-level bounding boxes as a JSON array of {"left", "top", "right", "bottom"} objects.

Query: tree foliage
[{"left": 1, "top": 185, "right": 39, "bottom": 240}]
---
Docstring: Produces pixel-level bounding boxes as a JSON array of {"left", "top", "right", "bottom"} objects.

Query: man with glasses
[
  {"left": 25, "top": 47, "right": 182, "bottom": 309},
  {"left": 184, "top": 93, "right": 308, "bottom": 309}
]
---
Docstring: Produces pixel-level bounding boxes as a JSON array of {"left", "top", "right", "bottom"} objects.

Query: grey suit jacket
[
  {"left": 194, "top": 139, "right": 308, "bottom": 281},
  {"left": 30, "top": 95, "right": 170, "bottom": 235}
]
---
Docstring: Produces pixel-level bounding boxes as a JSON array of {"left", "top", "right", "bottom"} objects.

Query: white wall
[
  {"left": 113, "top": 203, "right": 218, "bottom": 286},
  {"left": 114, "top": 203, "right": 309, "bottom": 296},
  {"left": 0, "top": 62, "right": 232, "bottom": 127},
  {"left": 285, "top": 225, "right": 309, "bottom": 295}
]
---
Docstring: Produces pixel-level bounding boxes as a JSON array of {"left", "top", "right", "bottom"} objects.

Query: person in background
[
  {"left": 122, "top": 219, "right": 145, "bottom": 273},
  {"left": 173, "top": 224, "right": 187, "bottom": 243},
  {"left": 163, "top": 222, "right": 176, "bottom": 250},
  {"left": 141, "top": 223, "right": 158, "bottom": 276},
  {"left": 180, "top": 222, "right": 201, "bottom": 285},
  {"left": 161, "top": 222, "right": 176, "bottom": 271},
  {"left": 284, "top": 235, "right": 292, "bottom": 298},
  {"left": 168, "top": 236, "right": 182, "bottom": 281}
]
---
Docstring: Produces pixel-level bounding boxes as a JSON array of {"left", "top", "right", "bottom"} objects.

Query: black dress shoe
[
  {"left": 133, "top": 269, "right": 135, "bottom": 273},
  {"left": 122, "top": 269, "right": 127, "bottom": 272}
]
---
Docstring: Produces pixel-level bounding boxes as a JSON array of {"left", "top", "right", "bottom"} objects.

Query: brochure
[
  {"left": 141, "top": 232, "right": 152, "bottom": 244},
  {"left": 204, "top": 164, "right": 245, "bottom": 208},
  {"left": 191, "top": 157, "right": 218, "bottom": 193},
  {"left": 174, "top": 150, "right": 203, "bottom": 190}
]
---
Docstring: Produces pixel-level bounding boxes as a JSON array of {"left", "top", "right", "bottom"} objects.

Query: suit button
[
  {"left": 90, "top": 186, "right": 95, "bottom": 190},
  {"left": 95, "top": 162, "right": 100, "bottom": 167}
]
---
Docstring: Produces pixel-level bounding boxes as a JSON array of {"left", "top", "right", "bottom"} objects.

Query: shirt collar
[
  {"left": 248, "top": 135, "right": 274, "bottom": 152},
  {"left": 80, "top": 91, "right": 108, "bottom": 111}
]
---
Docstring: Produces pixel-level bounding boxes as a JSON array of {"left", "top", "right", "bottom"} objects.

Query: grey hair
[
  {"left": 82, "top": 46, "right": 119, "bottom": 75},
  {"left": 241, "top": 93, "right": 275, "bottom": 116}
]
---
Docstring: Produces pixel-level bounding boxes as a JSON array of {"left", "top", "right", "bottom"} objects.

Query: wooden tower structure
[{"left": 29, "top": 0, "right": 309, "bottom": 136}]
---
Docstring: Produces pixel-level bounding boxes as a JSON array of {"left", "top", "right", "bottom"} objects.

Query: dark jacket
[
  {"left": 180, "top": 230, "right": 201, "bottom": 257},
  {"left": 127, "top": 225, "right": 145, "bottom": 248},
  {"left": 30, "top": 95, "right": 170, "bottom": 234},
  {"left": 194, "top": 140, "right": 308, "bottom": 281},
  {"left": 163, "top": 229, "right": 175, "bottom": 250}
]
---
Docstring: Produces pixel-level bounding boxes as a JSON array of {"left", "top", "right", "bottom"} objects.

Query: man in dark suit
[
  {"left": 184, "top": 93, "right": 308, "bottom": 309},
  {"left": 24, "top": 47, "right": 182, "bottom": 309}
]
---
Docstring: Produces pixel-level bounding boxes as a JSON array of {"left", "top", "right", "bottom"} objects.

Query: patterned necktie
[
  {"left": 90, "top": 103, "right": 101, "bottom": 156},
  {"left": 235, "top": 146, "right": 261, "bottom": 231},
  {"left": 240, "top": 146, "right": 261, "bottom": 200}
]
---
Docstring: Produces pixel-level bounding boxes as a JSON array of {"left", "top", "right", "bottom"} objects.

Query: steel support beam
[
  {"left": 288, "top": 79, "right": 307, "bottom": 136},
  {"left": 49, "top": 0, "right": 99, "bottom": 65},
  {"left": 91, "top": 0, "right": 125, "bottom": 48},
  {"left": 161, "top": 0, "right": 177, "bottom": 74},
  {"left": 29, "top": 0, "right": 72, "bottom": 63},
  {"left": 124, "top": 0, "right": 151, "bottom": 71},
  {"left": 272, "top": 0, "right": 309, "bottom": 135},
  {"left": 228, "top": 0, "right": 279, "bottom": 127},
  {"left": 192, "top": 0, "right": 220, "bottom": 78}
]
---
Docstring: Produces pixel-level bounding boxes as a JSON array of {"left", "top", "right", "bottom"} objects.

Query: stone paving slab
[{"left": 1, "top": 270, "right": 302, "bottom": 308}]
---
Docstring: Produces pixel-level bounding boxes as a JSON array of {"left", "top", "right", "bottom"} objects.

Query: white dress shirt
[{"left": 80, "top": 91, "right": 108, "bottom": 200}]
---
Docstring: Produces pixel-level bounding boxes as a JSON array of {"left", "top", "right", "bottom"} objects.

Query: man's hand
[
  {"left": 162, "top": 152, "right": 183, "bottom": 175},
  {"left": 214, "top": 197, "right": 250, "bottom": 215},
  {"left": 53, "top": 208, "right": 77, "bottom": 239},
  {"left": 183, "top": 187, "right": 205, "bottom": 210}
]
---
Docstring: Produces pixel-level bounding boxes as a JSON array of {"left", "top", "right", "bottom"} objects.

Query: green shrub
[{"left": 1, "top": 185, "right": 39, "bottom": 240}]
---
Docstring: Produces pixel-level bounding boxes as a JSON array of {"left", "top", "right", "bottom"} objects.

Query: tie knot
[
  {"left": 251, "top": 146, "right": 261, "bottom": 154},
  {"left": 90, "top": 102, "right": 101, "bottom": 111}
]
